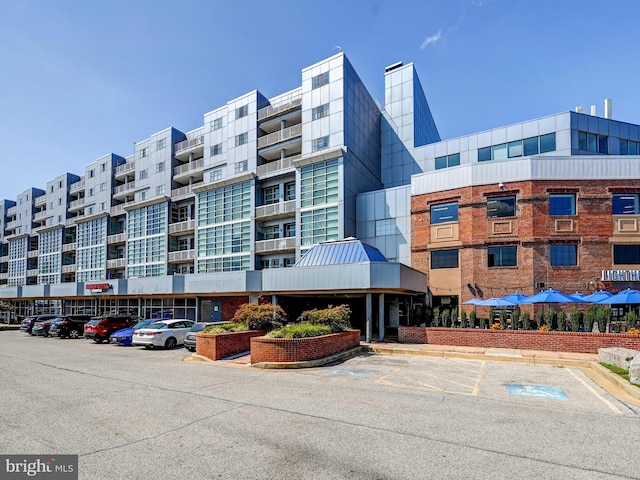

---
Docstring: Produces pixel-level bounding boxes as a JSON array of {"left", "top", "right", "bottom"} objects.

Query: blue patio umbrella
[
  {"left": 520, "top": 289, "right": 587, "bottom": 304},
  {"left": 477, "top": 297, "right": 516, "bottom": 307},
  {"left": 462, "top": 298, "right": 482, "bottom": 305},
  {"left": 595, "top": 289, "right": 640, "bottom": 305},
  {"left": 582, "top": 290, "right": 612, "bottom": 303},
  {"left": 501, "top": 292, "right": 529, "bottom": 304}
]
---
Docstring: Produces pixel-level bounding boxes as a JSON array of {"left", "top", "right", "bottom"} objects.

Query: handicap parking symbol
[{"left": 508, "top": 384, "right": 569, "bottom": 401}]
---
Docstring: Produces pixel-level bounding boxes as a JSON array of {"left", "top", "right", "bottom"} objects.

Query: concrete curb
[
  {"left": 250, "top": 346, "right": 365, "bottom": 369},
  {"left": 588, "top": 363, "right": 640, "bottom": 404}
]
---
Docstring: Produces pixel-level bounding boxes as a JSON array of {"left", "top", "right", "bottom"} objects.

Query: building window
[
  {"left": 100, "top": 202, "right": 106, "bottom": 211},
  {"left": 156, "top": 138, "right": 165, "bottom": 150},
  {"left": 235, "top": 161, "right": 248, "bottom": 173},
  {"left": 235, "top": 105, "right": 248, "bottom": 119},
  {"left": 431, "top": 249, "right": 459, "bottom": 269},
  {"left": 235, "top": 133, "right": 248, "bottom": 146},
  {"left": 488, "top": 246, "right": 517, "bottom": 267},
  {"left": 620, "top": 139, "right": 639, "bottom": 155},
  {"left": 209, "top": 167, "right": 223, "bottom": 182},
  {"left": 311, "top": 136, "right": 330, "bottom": 152},
  {"left": 284, "top": 257, "right": 296, "bottom": 267},
  {"left": 88, "top": 188, "right": 94, "bottom": 197},
  {"left": 100, "top": 182, "right": 107, "bottom": 192},
  {"left": 211, "top": 117, "right": 223, "bottom": 131},
  {"left": 430, "top": 202, "right": 458, "bottom": 224},
  {"left": 375, "top": 219, "right": 396, "bottom": 236},
  {"left": 156, "top": 185, "right": 165, "bottom": 196},
  {"left": 285, "top": 182, "right": 296, "bottom": 201},
  {"left": 263, "top": 186, "right": 279, "bottom": 205},
  {"left": 478, "top": 133, "right": 556, "bottom": 161},
  {"left": 550, "top": 244, "right": 577, "bottom": 266},
  {"left": 156, "top": 162, "right": 165, "bottom": 173},
  {"left": 312, "top": 104, "right": 330, "bottom": 120},
  {"left": 612, "top": 194, "right": 639, "bottom": 214},
  {"left": 614, "top": 245, "right": 640, "bottom": 265},
  {"left": 549, "top": 194, "right": 575, "bottom": 215},
  {"left": 312, "top": 72, "right": 329, "bottom": 89},
  {"left": 101, "top": 163, "right": 107, "bottom": 172},
  {"left": 478, "top": 147, "right": 491, "bottom": 162},
  {"left": 435, "top": 153, "right": 460, "bottom": 170},
  {"left": 140, "top": 147, "right": 149, "bottom": 158},
  {"left": 300, "top": 160, "right": 338, "bottom": 207},
  {"left": 210, "top": 144, "right": 223, "bottom": 156},
  {"left": 300, "top": 206, "right": 339, "bottom": 246},
  {"left": 539, "top": 133, "right": 556, "bottom": 153},
  {"left": 139, "top": 169, "right": 148, "bottom": 180},
  {"left": 507, "top": 140, "right": 523, "bottom": 158},
  {"left": 284, "top": 223, "right": 295, "bottom": 237},
  {"left": 89, "top": 169, "right": 95, "bottom": 178},
  {"left": 578, "top": 131, "right": 608, "bottom": 154},
  {"left": 492, "top": 143, "right": 507, "bottom": 160},
  {"left": 487, "top": 195, "right": 516, "bottom": 218},
  {"left": 523, "top": 137, "right": 539, "bottom": 156},
  {"left": 262, "top": 225, "right": 279, "bottom": 240}
]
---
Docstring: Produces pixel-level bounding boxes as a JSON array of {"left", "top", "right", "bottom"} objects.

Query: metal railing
[
  {"left": 113, "top": 182, "right": 136, "bottom": 195},
  {"left": 69, "top": 198, "right": 85, "bottom": 209},
  {"left": 34, "top": 196, "right": 47, "bottom": 206},
  {"left": 257, "top": 124, "right": 302, "bottom": 149},
  {"left": 175, "top": 133, "right": 205, "bottom": 155},
  {"left": 256, "top": 155, "right": 298, "bottom": 176},
  {"left": 168, "top": 219, "right": 196, "bottom": 234},
  {"left": 114, "top": 161, "right": 135, "bottom": 176},
  {"left": 61, "top": 265, "right": 76, "bottom": 273},
  {"left": 107, "top": 258, "right": 126, "bottom": 268},
  {"left": 33, "top": 211, "right": 47, "bottom": 221},
  {"left": 107, "top": 233, "right": 127, "bottom": 244},
  {"left": 255, "top": 200, "right": 296, "bottom": 219},
  {"left": 69, "top": 179, "right": 86, "bottom": 192},
  {"left": 257, "top": 93, "right": 302, "bottom": 120},
  {"left": 167, "top": 250, "right": 195, "bottom": 262},
  {"left": 173, "top": 158, "right": 205, "bottom": 176},
  {"left": 62, "top": 243, "right": 76, "bottom": 252},
  {"left": 254, "top": 237, "right": 296, "bottom": 253}
]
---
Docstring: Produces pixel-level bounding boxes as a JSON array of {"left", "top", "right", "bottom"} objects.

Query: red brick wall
[
  {"left": 398, "top": 326, "right": 640, "bottom": 354},
  {"left": 412, "top": 179, "right": 640, "bottom": 304},
  {"left": 196, "top": 330, "right": 265, "bottom": 360},
  {"left": 250, "top": 330, "right": 361, "bottom": 363}
]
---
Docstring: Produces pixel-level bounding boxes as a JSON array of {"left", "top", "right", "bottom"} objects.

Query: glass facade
[
  {"left": 77, "top": 217, "right": 107, "bottom": 282},
  {"left": 431, "top": 202, "right": 458, "bottom": 224},
  {"left": 126, "top": 203, "right": 167, "bottom": 278},
  {"left": 38, "top": 228, "right": 62, "bottom": 284}
]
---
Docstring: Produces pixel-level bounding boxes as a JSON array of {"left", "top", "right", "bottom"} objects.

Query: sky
[{"left": 1, "top": 0, "right": 639, "bottom": 201}]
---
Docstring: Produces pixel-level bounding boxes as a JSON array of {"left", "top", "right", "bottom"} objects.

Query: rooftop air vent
[{"left": 385, "top": 61, "right": 403, "bottom": 73}]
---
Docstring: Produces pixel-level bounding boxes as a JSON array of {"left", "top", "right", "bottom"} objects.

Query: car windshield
[
  {"left": 86, "top": 319, "right": 101, "bottom": 325},
  {"left": 133, "top": 321, "right": 155, "bottom": 330},
  {"left": 147, "top": 322, "right": 168, "bottom": 330},
  {"left": 189, "top": 323, "right": 209, "bottom": 332}
]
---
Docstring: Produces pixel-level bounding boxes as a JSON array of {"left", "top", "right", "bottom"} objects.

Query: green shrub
[
  {"left": 297, "top": 305, "right": 352, "bottom": 333},
  {"left": 498, "top": 309, "right": 508, "bottom": 330},
  {"left": 461, "top": 311, "right": 468, "bottom": 328},
  {"left": 469, "top": 311, "right": 476, "bottom": 328},
  {"left": 535, "top": 311, "right": 544, "bottom": 330},
  {"left": 231, "top": 303, "right": 285, "bottom": 331},
  {"left": 511, "top": 309, "right": 520, "bottom": 330},
  {"left": 544, "top": 309, "right": 556, "bottom": 330},
  {"left": 266, "top": 323, "right": 332, "bottom": 339},
  {"left": 203, "top": 322, "right": 248, "bottom": 334},
  {"left": 431, "top": 307, "right": 440, "bottom": 327},
  {"left": 441, "top": 309, "right": 450, "bottom": 328},
  {"left": 521, "top": 311, "right": 531, "bottom": 330},
  {"left": 451, "top": 307, "right": 458, "bottom": 328},
  {"left": 595, "top": 305, "right": 611, "bottom": 333},
  {"left": 557, "top": 311, "right": 567, "bottom": 332},
  {"left": 570, "top": 308, "right": 582, "bottom": 332},
  {"left": 625, "top": 310, "right": 639, "bottom": 332},
  {"left": 584, "top": 306, "right": 596, "bottom": 332}
]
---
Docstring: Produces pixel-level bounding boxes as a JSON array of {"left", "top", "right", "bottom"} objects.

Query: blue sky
[{"left": 1, "top": 0, "right": 639, "bottom": 201}]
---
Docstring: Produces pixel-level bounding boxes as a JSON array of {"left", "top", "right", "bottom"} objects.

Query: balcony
[
  {"left": 0, "top": 256, "right": 7, "bottom": 263},
  {"left": 114, "top": 160, "right": 135, "bottom": 180},
  {"left": 33, "top": 211, "right": 47, "bottom": 221},
  {"left": 6, "top": 221, "right": 17, "bottom": 230},
  {"left": 34, "top": 196, "right": 47, "bottom": 207},
  {"left": 110, "top": 203, "right": 130, "bottom": 216},
  {"left": 175, "top": 128, "right": 205, "bottom": 159},
  {"left": 256, "top": 155, "right": 298, "bottom": 177},
  {"left": 170, "top": 183, "right": 202, "bottom": 200},
  {"left": 255, "top": 200, "right": 296, "bottom": 220},
  {"left": 167, "top": 249, "right": 195, "bottom": 262},
  {"left": 254, "top": 237, "right": 296, "bottom": 254},
  {"left": 112, "top": 182, "right": 136, "bottom": 199},
  {"left": 7, "top": 206, "right": 16, "bottom": 216},
  {"left": 173, "top": 158, "right": 205, "bottom": 177},
  {"left": 27, "top": 269, "right": 38, "bottom": 277},
  {"left": 62, "top": 243, "right": 76, "bottom": 252},
  {"left": 257, "top": 124, "right": 302, "bottom": 149},
  {"left": 107, "top": 258, "right": 126, "bottom": 269},
  {"left": 61, "top": 265, "right": 76, "bottom": 273},
  {"left": 69, "top": 179, "right": 85, "bottom": 193},
  {"left": 27, "top": 250, "right": 39, "bottom": 258},
  {"left": 69, "top": 198, "right": 85, "bottom": 211},
  {"left": 169, "top": 219, "right": 196, "bottom": 235},
  {"left": 257, "top": 93, "right": 302, "bottom": 121},
  {"left": 107, "top": 233, "right": 127, "bottom": 244}
]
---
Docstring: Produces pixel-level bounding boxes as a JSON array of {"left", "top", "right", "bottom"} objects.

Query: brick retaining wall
[
  {"left": 196, "top": 330, "right": 266, "bottom": 361},
  {"left": 398, "top": 326, "right": 640, "bottom": 354},
  {"left": 250, "top": 330, "right": 361, "bottom": 364}
]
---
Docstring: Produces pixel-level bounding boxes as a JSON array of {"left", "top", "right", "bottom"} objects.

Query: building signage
[
  {"left": 601, "top": 270, "right": 640, "bottom": 282},
  {"left": 85, "top": 283, "right": 111, "bottom": 292}
]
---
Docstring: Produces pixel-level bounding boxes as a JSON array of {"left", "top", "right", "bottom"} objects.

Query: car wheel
[
  {"left": 94, "top": 338, "right": 103, "bottom": 343},
  {"left": 165, "top": 337, "right": 177, "bottom": 349},
  {"left": 145, "top": 345, "right": 154, "bottom": 349},
  {"left": 43, "top": 333, "right": 49, "bottom": 338},
  {"left": 188, "top": 347, "right": 195, "bottom": 352},
  {"left": 69, "top": 330, "right": 80, "bottom": 339}
]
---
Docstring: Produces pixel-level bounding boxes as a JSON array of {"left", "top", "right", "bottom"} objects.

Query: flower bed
[
  {"left": 250, "top": 329, "right": 361, "bottom": 364},
  {"left": 398, "top": 326, "right": 640, "bottom": 354},
  {"left": 196, "top": 330, "right": 266, "bottom": 361}
]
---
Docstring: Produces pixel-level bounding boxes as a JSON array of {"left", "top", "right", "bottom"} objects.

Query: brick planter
[
  {"left": 250, "top": 330, "right": 361, "bottom": 364},
  {"left": 398, "top": 326, "right": 640, "bottom": 354},
  {"left": 196, "top": 330, "right": 266, "bottom": 361}
]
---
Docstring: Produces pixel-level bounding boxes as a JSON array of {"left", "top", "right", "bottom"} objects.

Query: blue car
[{"left": 109, "top": 320, "right": 156, "bottom": 346}]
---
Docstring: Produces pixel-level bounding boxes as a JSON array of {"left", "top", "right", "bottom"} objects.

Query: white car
[{"left": 132, "top": 319, "right": 195, "bottom": 349}]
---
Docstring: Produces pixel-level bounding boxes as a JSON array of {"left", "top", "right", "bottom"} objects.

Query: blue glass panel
[
  {"left": 539, "top": 133, "right": 556, "bottom": 153},
  {"left": 431, "top": 202, "right": 458, "bottom": 224},
  {"left": 550, "top": 245, "right": 577, "bottom": 266},
  {"left": 523, "top": 137, "right": 539, "bottom": 156},
  {"left": 549, "top": 194, "right": 575, "bottom": 215},
  {"left": 431, "top": 249, "right": 459, "bottom": 269},
  {"left": 612, "top": 194, "right": 638, "bottom": 214}
]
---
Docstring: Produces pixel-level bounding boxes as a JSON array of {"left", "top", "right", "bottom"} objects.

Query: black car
[
  {"left": 49, "top": 315, "right": 92, "bottom": 339},
  {"left": 19, "top": 315, "right": 58, "bottom": 334},
  {"left": 183, "top": 322, "right": 228, "bottom": 352}
]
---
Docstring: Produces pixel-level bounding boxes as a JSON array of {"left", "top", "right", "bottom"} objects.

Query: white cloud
[{"left": 420, "top": 30, "right": 442, "bottom": 50}]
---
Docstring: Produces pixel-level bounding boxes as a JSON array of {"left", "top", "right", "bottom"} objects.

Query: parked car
[
  {"left": 19, "top": 315, "right": 58, "bottom": 334},
  {"left": 49, "top": 315, "right": 92, "bottom": 339},
  {"left": 132, "top": 319, "right": 195, "bottom": 349},
  {"left": 109, "top": 319, "right": 158, "bottom": 346},
  {"left": 183, "top": 322, "right": 228, "bottom": 352},
  {"left": 84, "top": 315, "right": 138, "bottom": 343},
  {"left": 31, "top": 318, "right": 60, "bottom": 337}
]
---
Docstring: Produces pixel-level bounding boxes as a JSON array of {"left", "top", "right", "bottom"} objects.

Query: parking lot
[{"left": 1, "top": 330, "right": 639, "bottom": 479}]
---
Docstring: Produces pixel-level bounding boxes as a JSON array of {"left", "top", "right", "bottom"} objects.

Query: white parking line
[{"left": 566, "top": 368, "right": 622, "bottom": 415}]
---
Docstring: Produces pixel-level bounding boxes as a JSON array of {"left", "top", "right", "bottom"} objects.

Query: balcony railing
[
  {"left": 114, "top": 161, "right": 135, "bottom": 176},
  {"left": 6, "top": 221, "right": 17, "bottom": 230},
  {"left": 69, "top": 198, "right": 85, "bottom": 209},
  {"left": 34, "top": 196, "right": 47, "bottom": 207},
  {"left": 62, "top": 243, "right": 76, "bottom": 252},
  {"left": 61, "top": 265, "right": 76, "bottom": 273},
  {"left": 257, "top": 93, "right": 302, "bottom": 121},
  {"left": 173, "top": 158, "right": 205, "bottom": 176},
  {"left": 113, "top": 182, "right": 136, "bottom": 195},
  {"left": 33, "top": 211, "right": 47, "bottom": 221},
  {"left": 107, "top": 258, "right": 126, "bottom": 269},
  {"left": 0, "top": 256, "right": 8, "bottom": 263},
  {"left": 175, "top": 133, "right": 205, "bottom": 155},
  {"left": 7, "top": 206, "right": 16, "bottom": 216},
  {"left": 107, "top": 233, "right": 127, "bottom": 244},
  {"left": 257, "top": 124, "right": 302, "bottom": 149},
  {"left": 167, "top": 250, "right": 195, "bottom": 262},
  {"left": 256, "top": 155, "right": 298, "bottom": 176},
  {"left": 255, "top": 200, "right": 296, "bottom": 219},
  {"left": 69, "top": 179, "right": 86, "bottom": 192},
  {"left": 168, "top": 219, "right": 196, "bottom": 234},
  {"left": 26, "top": 269, "right": 38, "bottom": 277},
  {"left": 254, "top": 237, "right": 296, "bottom": 253}
]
